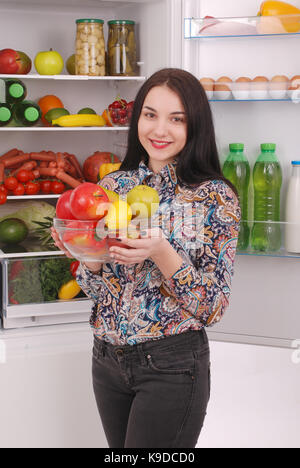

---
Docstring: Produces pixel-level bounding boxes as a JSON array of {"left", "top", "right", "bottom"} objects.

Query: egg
[
  {"left": 251, "top": 76, "right": 269, "bottom": 100},
  {"left": 200, "top": 77, "right": 214, "bottom": 91},
  {"left": 288, "top": 75, "right": 300, "bottom": 101},
  {"left": 232, "top": 77, "right": 251, "bottom": 100},
  {"left": 288, "top": 75, "right": 300, "bottom": 90},
  {"left": 269, "top": 75, "right": 289, "bottom": 99},
  {"left": 214, "top": 77, "right": 233, "bottom": 100}
]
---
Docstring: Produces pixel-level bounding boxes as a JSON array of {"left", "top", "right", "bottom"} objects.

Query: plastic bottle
[
  {"left": 12, "top": 100, "right": 41, "bottom": 127},
  {"left": 0, "top": 103, "right": 13, "bottom": 126},
  {"left": 222, "top": 143, "right": 250, "bottom": 250},
  {"left": 5, "top": 79, "right": 27, "bottom": 104},
  {"left": 285, "top": 161, "right": 300, "bottom": 253},
  {"left": 251, "top": 143, "right": 282, "bottom": 251}
]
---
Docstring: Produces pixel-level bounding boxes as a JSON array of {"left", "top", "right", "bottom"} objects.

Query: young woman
[{"left": 52, "top": 68, "right": 240, "bottom": 448}]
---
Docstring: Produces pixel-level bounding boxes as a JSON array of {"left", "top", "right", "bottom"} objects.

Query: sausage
[
  {"left": 55, "top": 170, "right": 81, "bottom": 188},
  {"left": 0, "top": 148, "right": 19, "bottom": 162},
  {"left": 32, "top": 169, "right": 40, "bottom": 179},
  {"left": 0, "top": 163, "right": 5, "bottom": 183},
  {"left": 39, "top": 161, "right": 48, "bottom": 168},
  {"left": 64, "top": 153, "right": 84, "bottom": 179},
  {"left": 39, "top": 167, "right": 58, "bottom": 177},
  {"left": 56, "top": 152, "right": 67, "bottom": 169},
  {"left": 3, "top": 154, "right": 30, "bottom": 168},
  {"left": 30, "top": 152, "right": 56, "bottom": 162},
  {"left": 48, "top": 161, "right": 57, "bottom": 168},
  {"left": 10, "top": 160, "right": 38, "bottom": 176}
]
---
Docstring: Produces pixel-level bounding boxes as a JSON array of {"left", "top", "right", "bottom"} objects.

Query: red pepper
[{"left": 70, "top": 260, "right": 80, "bottom": 277}]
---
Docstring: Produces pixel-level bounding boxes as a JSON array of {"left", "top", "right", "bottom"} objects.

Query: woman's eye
[
  {"left": 145, "top": 112, "right": 156, "bottom": 119},
  {"left": 172, "top": 117, "right": 185, "bottom": 123}
]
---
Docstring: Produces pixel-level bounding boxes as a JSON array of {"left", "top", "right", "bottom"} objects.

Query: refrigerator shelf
[
  {"left": 0, "top": 127, "right": 130, "bottom": 132},
  {"left": 0, "top": 74, "right": 146, "bottom": 81},
  {"left": 185, "top": 15, "right": 300, "bottom": 39}
]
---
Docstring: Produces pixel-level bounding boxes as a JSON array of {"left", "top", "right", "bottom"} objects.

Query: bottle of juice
[
  {"left": 222, "top": 143, "right": 250, "bottom": 250},
  {"left": 0, "top": 103, "right": 13, "bottom": 126},
  {"left": 5, "top": 79, "right": 27, "bottom": 104},
  {"left": 285, "top": 161, "right": 300, "bottom": 253},
  {"left": 12, "top": 100, "right": 41, "bottom": 127},
  {"left": 251, "top": 143, "right": 282, "bottom": 252}
]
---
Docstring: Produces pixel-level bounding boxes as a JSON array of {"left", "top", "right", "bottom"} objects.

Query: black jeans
[{"left": 92, "top": 329, "right": 211, "bottom": 448}]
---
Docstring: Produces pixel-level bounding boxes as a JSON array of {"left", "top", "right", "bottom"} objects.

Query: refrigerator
[{"left": 0, "top": 0, "right": 300, "bottom": 448}]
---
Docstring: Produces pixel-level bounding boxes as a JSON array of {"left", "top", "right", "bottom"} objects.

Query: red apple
[
  {"left": 0, "top": 49, "right": 32, "bottom": 74},
  {"left": 70, "top": 182, "right": 110, "bottom": 220}
]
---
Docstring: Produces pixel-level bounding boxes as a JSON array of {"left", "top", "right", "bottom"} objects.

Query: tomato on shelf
[
  {"left": 0, "top": 191, "right": 7, "bottom": 204},
  {"left": 50, "top": 180, "right": 65, "bottom": 194},
  {"left": 40, "top": 180, "right": 52, "bottom": 194},
  {"left": 13, "top": 183, "right": 25, "bottom": 196},
  {"left": 4, "top": 176, "right": 18, "bottom": 191},
  {"left": 24, "top": 180, "right": 40, "bottom": 195},
  {"left": 16, "top": 170, "right": 35, "bottom": 183}
]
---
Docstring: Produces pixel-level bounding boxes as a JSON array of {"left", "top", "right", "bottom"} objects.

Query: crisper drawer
[{"left": 1, "top": 255, "right": 91, "bottom": 329}]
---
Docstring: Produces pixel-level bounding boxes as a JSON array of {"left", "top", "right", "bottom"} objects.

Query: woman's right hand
[{"left": 50, "top": 226, "right": 73, "bottom": 258}]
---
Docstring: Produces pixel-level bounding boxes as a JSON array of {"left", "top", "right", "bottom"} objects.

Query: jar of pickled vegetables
[
  {"left": 107, "top": 20, "right": 138, "bottom": 76},
  {"left": 75, "top": 19, "right": 106, "bottom": 76}
]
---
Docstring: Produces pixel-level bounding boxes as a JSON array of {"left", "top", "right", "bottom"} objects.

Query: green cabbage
[{"left": 0, "top": 201, "right": 56, "bottom": 232}]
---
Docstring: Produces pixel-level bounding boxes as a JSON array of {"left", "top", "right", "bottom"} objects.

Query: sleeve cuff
[{"left": 163, "top": 261, "right": 198, "bottom": 296}]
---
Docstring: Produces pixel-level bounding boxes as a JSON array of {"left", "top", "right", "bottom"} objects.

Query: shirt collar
[{"left": 137, "top": 158, "right": 178, "bottom": 188}]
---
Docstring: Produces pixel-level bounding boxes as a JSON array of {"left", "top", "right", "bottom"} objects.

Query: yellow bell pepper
[
  {"left": 99, "top": 154, "right": 121, "bottom": 179},
  {"left": 258, "top": 1, "right": 300, "bottom": 32},
  {"left": 58, "top": 279, "right": 81, "bottom": 300}
]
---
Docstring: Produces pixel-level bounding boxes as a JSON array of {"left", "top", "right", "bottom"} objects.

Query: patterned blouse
[{"left": 76, "top": 159, "right": 241, "bottom": 346}]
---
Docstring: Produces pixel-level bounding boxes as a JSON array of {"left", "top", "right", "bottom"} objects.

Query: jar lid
[
  {"left": 292, "top": 161, "right": 300, "bottom": 165},
  {"left": 76, "top": 19, "right": 104, "bottom": 24},
  {"left": 261, "top": 143, "right": 276, "bottom": 151},
  {"left": 229, "top": 143, "right": 244, "bottom": 151},
  {"left": 108, "top": 20, "right": 135, "bottom": 25}
]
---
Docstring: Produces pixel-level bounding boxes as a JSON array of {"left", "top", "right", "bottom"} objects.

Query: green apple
[
  {"left": 126, "top": 185, "right": 160, "bottom": 218},
  {"left": 34, "top": 49, "right": 64, "bottom": 75}
]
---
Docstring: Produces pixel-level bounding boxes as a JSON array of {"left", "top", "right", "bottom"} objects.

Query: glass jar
[
  {"left": 107, "top": 20, "right": 138, "bottom": 76},
  {"left": 75, "top": 19, "right": 106, "bottom": 76}
]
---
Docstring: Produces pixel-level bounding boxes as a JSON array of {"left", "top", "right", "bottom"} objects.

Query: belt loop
[{"left": 137, "top": 343, "right": 146, "bottom": 366}]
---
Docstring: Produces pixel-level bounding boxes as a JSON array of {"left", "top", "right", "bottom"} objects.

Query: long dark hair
[{"left": 121, "top": 68, "right": 237, "bottom": 195}]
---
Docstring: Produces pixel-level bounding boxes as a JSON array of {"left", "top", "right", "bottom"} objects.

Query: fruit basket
[{"left": 53, "top": 218, "right": 134, "bottom": 263}]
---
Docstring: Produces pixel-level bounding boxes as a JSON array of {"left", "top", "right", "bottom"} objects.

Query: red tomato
[
  {"left": 40, "top": 180, "right": 52, "bottom": 194},
  {"left": 51, "top": 180, "right": 65, "bottom": 194},
  {"left": 0, "top": 185, "right": 8, "bottom": 195},
  {"left": 56, "top": 189, "right": 76, "bottom": 220},
  {"left": 70, "top": 182, "right": 109, "bottom": 220},
  {"left": 16, "top": 170, "right": 34, "bottom": 183},
  {"left": 13, "top": 183, "right": 25, "bottom": 196},
  {"left": 4, "top": 176, "right": 18, "bottom": 191},
  {"left": 0, "top": 192, "right": 7, "bottom": 204},
  {"left": 70, "top": 260, "right": 80, "bottom": 277},
  {"left": 24, "top": 181, "right": 40, "bottom": 195}
]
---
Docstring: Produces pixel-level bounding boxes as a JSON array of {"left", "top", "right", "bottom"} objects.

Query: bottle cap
[
  {"left": 8, "top": 83, "right": 24, "bottom": 99},
  {"left": 229, "top": 143, "right": 244, "bottom": 151},
  {"left": 0, "top": 106, "right": 12, "bottom": 122},
  {"left": 261, "top": 143, "right": 276, "bottom": 151},
  {"left": 291, "top": 161, "right": 300, "bottom": 165},
  {"left": 24, "top": 107, "right": 39, "bottom": 122}
]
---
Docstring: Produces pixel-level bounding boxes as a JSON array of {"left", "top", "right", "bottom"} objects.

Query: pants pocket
[{"left": 146, "top": 353, "right": 193, "bottom": 376}]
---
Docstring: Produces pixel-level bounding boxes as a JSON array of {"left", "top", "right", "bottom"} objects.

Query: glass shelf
[
  {"left": 185, "top": 15, "right": 300, "bottom": 39},
  {"left": 235, "top": 221, "right": 300, "bottom": 259}
]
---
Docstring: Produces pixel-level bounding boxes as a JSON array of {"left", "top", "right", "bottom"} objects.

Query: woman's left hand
[{"left": 109, "top": 227, "right": 167, "bottom": 266}]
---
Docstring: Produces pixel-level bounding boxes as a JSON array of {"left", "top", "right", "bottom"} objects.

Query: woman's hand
[
  {"left": 109, "top": 227, "right": 167, "bottom": 266},
  {"left": 50, "top": 226, "right": 73, "bottom": 258}
]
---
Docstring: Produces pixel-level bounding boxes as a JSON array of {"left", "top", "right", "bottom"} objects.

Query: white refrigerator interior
[{"left": 0, "top": 0, "right": 300, "bottom": 448}]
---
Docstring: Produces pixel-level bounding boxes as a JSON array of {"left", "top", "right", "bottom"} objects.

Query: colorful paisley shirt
[{"left": 76, "top": 159, "right": 241, "bottom": 345}]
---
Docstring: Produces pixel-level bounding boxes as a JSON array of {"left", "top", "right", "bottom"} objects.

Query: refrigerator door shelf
[{"left": 185, "top": 15, "right": 300, "bottom": 39}]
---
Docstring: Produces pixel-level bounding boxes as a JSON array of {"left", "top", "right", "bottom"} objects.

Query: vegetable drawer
[{"left": 1, "top": 255, "right": 91, "bottom": 329}]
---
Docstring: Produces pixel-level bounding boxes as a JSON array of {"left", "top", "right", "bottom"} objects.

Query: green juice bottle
[
  {"left": 251, "top": 143, "right": 282, "bottom": 252},
  {"left": 0, "top": 103, "right": 13, "bottom": 126},
  {"left": 5, "top": 79, "right": 27, "bottom": 104},
  {"left": 12, "top": 100, "right": 42, "bottom": 127},
  {"left": 222, "top": 143, "right": 250, "bottom": 250}
]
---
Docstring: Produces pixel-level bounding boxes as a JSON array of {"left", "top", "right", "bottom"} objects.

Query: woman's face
[{"left": 138, "top": 85, "right": 188, "bottom": 173}]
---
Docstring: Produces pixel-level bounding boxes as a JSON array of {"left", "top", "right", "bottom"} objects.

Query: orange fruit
[
  {"left": 102, "top": 109, "right": 113, "bottom": 127},
  {"left": 38, "top": 95, "right": 64, "bottom": 126}
]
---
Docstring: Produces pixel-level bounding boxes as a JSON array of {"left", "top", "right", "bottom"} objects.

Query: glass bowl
[{"left": 53, "top": 218, "right": 135, "bottom": 263}]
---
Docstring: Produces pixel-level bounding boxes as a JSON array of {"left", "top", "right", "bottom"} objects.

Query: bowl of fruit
[
  {"left": 107, "top": 97, "right": 134, "bottom": 127},
  {"left": 53, "top": 182, "right": 160, "bottom": 263}
]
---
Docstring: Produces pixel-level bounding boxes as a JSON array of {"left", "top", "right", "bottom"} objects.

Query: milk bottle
[{"left": 285, "top": 161, "right": 300, "bottom": 253}]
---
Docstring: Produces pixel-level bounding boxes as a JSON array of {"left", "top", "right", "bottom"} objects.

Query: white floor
[{"left": 0, "top": 329, "right": 299, "bottom": 448}]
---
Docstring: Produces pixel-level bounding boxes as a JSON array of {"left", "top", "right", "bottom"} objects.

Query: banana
[{"left": 52, "top": 114, "right": 106, "bottom": 127}]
